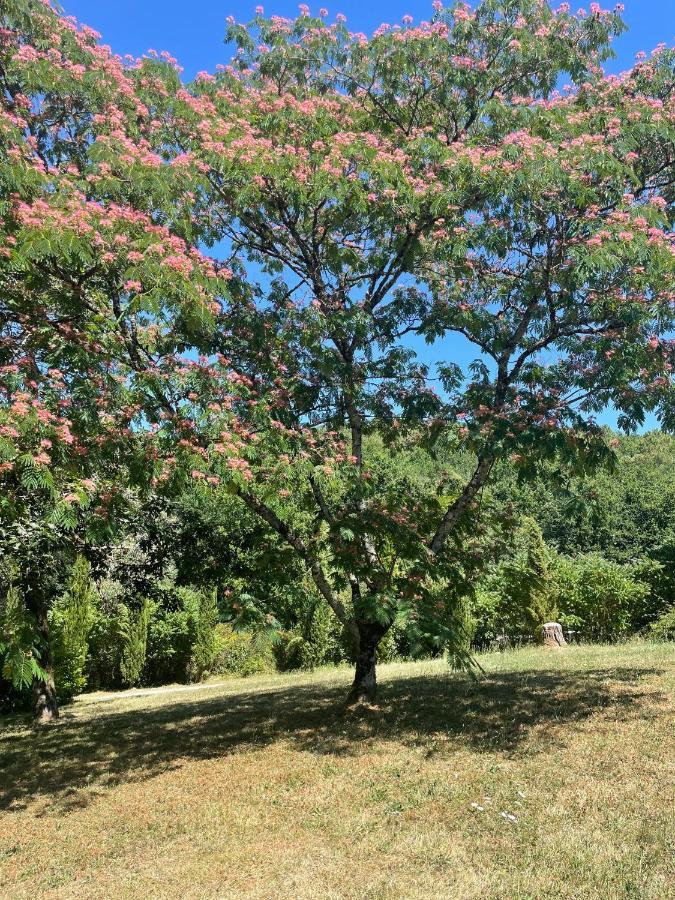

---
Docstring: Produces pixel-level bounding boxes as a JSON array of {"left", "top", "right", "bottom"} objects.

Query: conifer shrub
[
  {"left": 191, "top": 588, "right": 220, "bottom": 679},
  {"left": 119, "top": 598, "right": 151, "bottom": 687},
  {"left": 50, "top": 556, "right": 96, "bottom": 700}
]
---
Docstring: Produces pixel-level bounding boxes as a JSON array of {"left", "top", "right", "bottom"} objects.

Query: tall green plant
[
  {"left": 502, "top": 518, "right": 557, "bottom": 637},
  {"left": 478, "top": 517, "right": 558, "bottom": 641},
  {"left": 120, "top": 599, "right": 151, "bottom": 687},
  {"left": 192, "top": 588, "right": 220, "bottom": 679},
  {"left": 49, "top": 555, "right": 96, "bottom": 699},
  {"left": 0, "top": 579, "right": 46, "bottom": 692}
]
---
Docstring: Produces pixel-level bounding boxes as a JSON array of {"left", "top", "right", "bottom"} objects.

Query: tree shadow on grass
[{"left": 0, "top": 664, "right": 667, "bottom": 814}]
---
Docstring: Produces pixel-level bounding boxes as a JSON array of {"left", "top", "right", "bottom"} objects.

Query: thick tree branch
[
  {"left": 237, "top": 487, "right": 357, "bottom": 639},
  {"left": 428, "top": 454, "right": 495, "bottom": 555}
]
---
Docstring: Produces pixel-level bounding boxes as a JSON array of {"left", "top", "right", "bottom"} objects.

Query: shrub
[
  {"left": 470, "top": 587, "right": 501, "bottom": 648},
  {"left": 303, "top": 600, "right": 351, "bottom": 667},
  {"left": 469, "top": 518, "right": 556, "bottom": 646},
  {"left": 86, "top": 579, "right": 127, "bottom": 691},
  {"left": 211, "top": 624, "right": 274, "bottom": 677},
  {"left": 630, "top": 534, "right": 675, "bottom": 630},
  {"left": 145, "top": 600, "right": 196, "bottom": 685},
  {"left": 274, "top": 599, "right": 350, "bottom": 671},
  {"left": 376, "top": 626, "right": 399, "bottom": 664},
  {"left": 648, "top": 607, "right": 675, "bottom": 642},
  {"left": 273, "top": 631, "right": 310, "bottom": 671},
  {"left": 496, "top": 517, "right": 557, "bottom": 638},
  {"left": 50, "top": 555, "right": 96, "bottom": 700},
  {"left": 119, "top": 598, "right": 151, "bottom": 687},
  {"left": 87, "top": 580, "right": 225, "bottom": 689},
  {"left": 553, "top": 554, "right": 648, "bottom": 641},
  {"left": 192, "top": 588, "right": 220, "bottom": 679}
]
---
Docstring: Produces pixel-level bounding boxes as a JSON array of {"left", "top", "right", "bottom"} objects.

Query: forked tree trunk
[{"left": 347, "top": 624, "right": 383, "bottom": 704}]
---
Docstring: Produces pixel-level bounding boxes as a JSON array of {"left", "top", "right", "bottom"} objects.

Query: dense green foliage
[
  {"left": 50, "top": 555, "right": 96, "bottom": 699},
  {"left": 0, "top": 580, "right": 45, "bottom": 699},
  {"left": 476, "top": 517, "right": 557, "bottom": 642},
  {"left": 553, "top": 553, "right": 647, "bottom": 641},
  {"left": 2, "top": 428, "right": 673, "bottom": 711},
  {"left": 119, "top": 599, "right": 151, "bottom": 688},
  {"left": 649, "top": 606, "right": 675, "bottom": 642}
]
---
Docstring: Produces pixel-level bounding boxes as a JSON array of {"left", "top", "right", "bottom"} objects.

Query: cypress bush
[
  {"left": 191, "top": 588, "right": 220, "bottom": 679},
  {"left": 50, "top": 556, "right": 96, "bottom": 700},
  {"left": 120, "top": 598, "right": 151, "bottom": 687}
]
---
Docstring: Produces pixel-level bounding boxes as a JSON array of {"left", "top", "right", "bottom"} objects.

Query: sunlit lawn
[{"left": 1, "top": 641, "right": 674, "bottom": 899}]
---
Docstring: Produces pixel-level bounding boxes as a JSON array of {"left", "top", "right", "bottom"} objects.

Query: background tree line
[{"left": 2, "top": 428, "right": 673, "bottom": 711}]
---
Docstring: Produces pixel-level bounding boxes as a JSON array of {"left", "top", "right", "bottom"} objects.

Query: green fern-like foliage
[{"left": 0, "top": 582, "right": 46, "bottom": 690}]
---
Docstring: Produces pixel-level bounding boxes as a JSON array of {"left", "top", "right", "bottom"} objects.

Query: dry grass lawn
[{"left": 1, "top": 642, "right": 674, "bottom": 899}]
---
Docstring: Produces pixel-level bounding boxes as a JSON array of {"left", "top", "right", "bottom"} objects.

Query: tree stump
[{"left": 541, "top": 621, "right": 567, "bottom": 649}]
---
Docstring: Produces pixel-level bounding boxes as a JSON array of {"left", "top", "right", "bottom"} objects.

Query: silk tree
[
  {"left": 168, "top": 2, "right": 674, "bottom": 699},
  {"left": 2, "top": 0, "right": 673, "bottom": 706}
]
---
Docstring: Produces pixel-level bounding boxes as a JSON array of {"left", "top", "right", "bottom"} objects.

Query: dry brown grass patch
[{"left": 1, "top": 642, "right": 673, "bottom": 898}]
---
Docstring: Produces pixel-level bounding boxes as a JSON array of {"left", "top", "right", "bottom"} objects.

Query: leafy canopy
[{"left": 1, "top": 0, "right": 673, "bottom": 665}]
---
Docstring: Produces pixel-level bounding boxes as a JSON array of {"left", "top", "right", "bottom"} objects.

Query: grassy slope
[{"left": 1, "top": 642, "right": 674, "bottom": 899}]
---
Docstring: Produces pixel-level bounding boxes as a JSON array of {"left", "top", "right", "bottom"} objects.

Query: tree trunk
[
  {"left": 347, "top": 625, "right": 382, "bottom": 704},
  {"left": 541, "top": 621, "right": 567, "bottom": 649},
  {"left": 32, "top": 605, "right": 59, "bottom": 723},
  {"left": 33, "top": 660, "right": 59, "bottom": 723}
]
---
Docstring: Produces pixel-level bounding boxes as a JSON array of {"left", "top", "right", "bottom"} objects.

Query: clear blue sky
[
  {"left": 58, "top": 1, "right": 675, "bottom": 430},
  {"left": 60, "top": 1, "right": 675, "bottom": 82}
]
